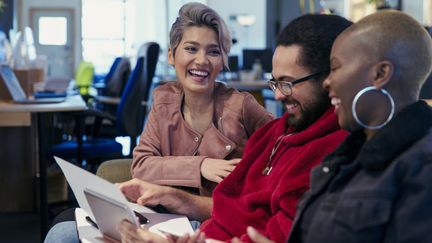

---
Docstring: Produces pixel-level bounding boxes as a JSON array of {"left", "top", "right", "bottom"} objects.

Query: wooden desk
[
  {"left": 0, "top": 95, "right": 87, "bottom": 238},
  {"left": 0, "top": 95, "right": 87, "bottom": 125}
]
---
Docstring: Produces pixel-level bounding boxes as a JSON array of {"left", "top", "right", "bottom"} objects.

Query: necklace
[{"left": 262, "top": 133, "right": 294, "bottom": 176}]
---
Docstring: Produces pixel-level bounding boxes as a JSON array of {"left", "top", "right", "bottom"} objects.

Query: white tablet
[{"left": 84, "top": 188, "right": 140, "bottom": 241}]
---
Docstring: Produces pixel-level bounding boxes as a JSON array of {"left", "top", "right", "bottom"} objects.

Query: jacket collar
[
  {"left": 177, "top": 81, "right": 228, "bottom": 125},
  {"left": 358, "top": 100, "right": 432, "bottom": 171},
  {"left": 213, "top": 82, "right": 231, "bottom": 121},
  {"left": 281, "top": 107, "right": 342, "bottom": 146}
]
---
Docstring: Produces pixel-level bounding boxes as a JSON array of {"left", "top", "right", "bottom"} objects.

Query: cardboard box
[{"left": 0, "top": 68, "right": 44, "bottom": 100}]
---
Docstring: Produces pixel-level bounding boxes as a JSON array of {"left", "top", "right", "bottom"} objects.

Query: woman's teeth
[{"left": 189, "top": 70, "right": 209, "bottom": 77}]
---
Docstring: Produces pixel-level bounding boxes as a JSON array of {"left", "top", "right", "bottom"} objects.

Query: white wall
[
  {"left": 133, "top": 0, "right": 167, "bottom": 51},
  {"left": 403, "top": 0, "right": 432, "bottom": 25},
  {"left": 16, "top": 0, "right": 81, "bottom": 71},
  {"left": 208, "top": 0, "right": 266, "bottom": 56},
  {"left": 130, "top": 0, "right": 265, "bottom": 77}
]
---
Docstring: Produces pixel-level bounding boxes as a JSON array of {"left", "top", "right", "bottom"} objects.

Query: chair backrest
[
  {"left": 104, "top": 57, "right": 131, "bottom": 97},
  {"left": 115, "top": 42, "right": 160, "bottom": 138},
  {"left": 75, "top": 61, "right": 94, "bottom": 95},
  {"left": 115, "top": 57, "right": 146, "bottom": 137},
  {"left": 104, "top": 57, "right": 122, "bottom": 82},
  {"left": 137, "top": 42, "right": 160, "bottom": 102}
]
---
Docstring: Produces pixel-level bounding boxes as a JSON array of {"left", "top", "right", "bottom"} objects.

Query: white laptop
[
  {"left": 0, "top": 65, "right": 65, "bottom": 104},
  {"left": 54, "top": 157, "right": 194, "bottom": 242}
]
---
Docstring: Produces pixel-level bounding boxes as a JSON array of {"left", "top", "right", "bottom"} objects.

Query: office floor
[
  {"left": 0, "top": 166, "right": 79, "bottom": 243},
  {"left": 0, "top": 212, "right": 41, "bottom": 242}
]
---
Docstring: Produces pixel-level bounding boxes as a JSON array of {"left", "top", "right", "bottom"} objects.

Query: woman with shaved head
[{"left": 281, "top": 10, "right": 432, "bottom": 243}]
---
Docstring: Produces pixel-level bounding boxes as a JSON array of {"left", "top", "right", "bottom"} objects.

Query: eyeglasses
[{"left": 267, "top": 71, "right": 327, "bottom": 96}]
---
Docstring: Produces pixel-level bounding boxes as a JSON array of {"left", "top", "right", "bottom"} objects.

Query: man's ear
[
  {"left": 167, "top": 48, "right": 175, "bottom": 66},
  {"left": 372, "top": 60, "right": 393, "bottom": 88}
]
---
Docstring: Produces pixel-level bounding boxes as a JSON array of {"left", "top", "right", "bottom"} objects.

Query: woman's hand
[
  {"left": 231, "top": 227, "right": 274, "bottom": 243},
  {"left": 200, "top": 158, "right": 241, "bottom": 183},
  {"left": 118, "top": 220, "right": 205, "bottom": 243},
  {"left": 117, "top": 178, "right": 169, "bottom": 206}
]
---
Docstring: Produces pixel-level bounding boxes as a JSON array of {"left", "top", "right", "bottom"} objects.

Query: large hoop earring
[{"left": 351, "top": 86, "right": 395, "bottom": 130}]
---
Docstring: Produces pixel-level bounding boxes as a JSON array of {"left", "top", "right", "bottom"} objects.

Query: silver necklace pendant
[{"left": 262, "top": 166, "right": 272, "bottom": 175}]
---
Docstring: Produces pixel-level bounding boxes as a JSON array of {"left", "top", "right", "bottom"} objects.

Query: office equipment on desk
[
  {"left": 0, "top": 65, "right": 65, "bottom": 103},
  {"left": 222, "top": 55, "right": 240, "bottom": 81},
  {"left": 33, "top": 77, "right": 72, "bottom": 98},
  {"left": 228, "top": 55, "right": 239, "bottom": 72},
  {"left": 242, "top": 49, "right": 273, "bottom": 73}
]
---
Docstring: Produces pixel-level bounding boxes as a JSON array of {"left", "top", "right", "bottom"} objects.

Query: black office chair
[
  {"left": 93, "top": 57, "right": 131, "bottom": 116},
  {"left": 100, "top": 57, "right": 131, "bottom": 97},
  {"left": 92, "top": 42, "right": 160, "bottom": 149},
  {"left": 49, "top": 42, "right": 160, "bottom": 168}
]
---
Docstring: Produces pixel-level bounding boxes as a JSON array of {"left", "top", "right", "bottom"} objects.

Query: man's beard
[{"left": 285, "top": 88, "right": 330, "bottom": 132}]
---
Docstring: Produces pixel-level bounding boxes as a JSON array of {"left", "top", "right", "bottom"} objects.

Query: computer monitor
[
  {"left": 242, "top": 49, "right": 273, "bottom": 73},
  {"left": 223, "top": 55, "right": 239, "bottom": 72}
]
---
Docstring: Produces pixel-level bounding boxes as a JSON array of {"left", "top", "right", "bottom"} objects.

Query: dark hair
[{"left": 276, "top": 14, "right": 352, "bottom": 81}]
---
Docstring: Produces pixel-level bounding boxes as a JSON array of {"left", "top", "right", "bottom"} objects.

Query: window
[
  {"left": 39, "top": 17, "right": 67, "bottom": 45},
  {"left": 81, "top": 0, "right": 203, "bottom": 75},
  {"left": 82, "top": 0, "right": 133, "bottom": 73}
]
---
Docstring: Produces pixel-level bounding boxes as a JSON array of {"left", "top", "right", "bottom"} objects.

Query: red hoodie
[{"left": 200, "top": 108, "right": 348, "bottom": 242}]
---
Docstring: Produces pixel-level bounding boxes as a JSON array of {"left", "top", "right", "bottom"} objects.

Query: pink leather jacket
[{"left": 131, "top": 82, "right": 274, "bottom": 195}]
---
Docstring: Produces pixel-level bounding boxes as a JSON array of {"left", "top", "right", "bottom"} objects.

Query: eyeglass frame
[{"left": 267, "top": 70, "right": 328, "bottom": 96}]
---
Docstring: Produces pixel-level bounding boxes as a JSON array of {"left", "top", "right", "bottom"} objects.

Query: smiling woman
[
  {"left": 287, "top": 10, "right": 432, "bottom": 243},
  {"left": 131, "top": 2, "right": 274, "bottom": 196}
]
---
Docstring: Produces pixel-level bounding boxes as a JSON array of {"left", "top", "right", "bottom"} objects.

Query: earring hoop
[{"left": 351, "top": 86, "right": 395, "bottom": 130}]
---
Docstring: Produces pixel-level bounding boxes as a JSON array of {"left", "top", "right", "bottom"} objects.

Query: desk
[
  {"left": 159, "top": 80, "right": 269, "bottom": 105},
  {"left": 223, "top": 80, "right": 269, "bottom": 106},
  {"left": 223, "top": 80, "right": 268, "bottom": 91},
  {"left": 0, "top": 95, "right": 87, "bottom": 239}
]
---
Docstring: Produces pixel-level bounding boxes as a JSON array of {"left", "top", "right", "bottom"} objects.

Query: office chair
[
  {"left": 117, "top": 42, "right": 160, "bottom": 149},
  {"left": 49, "top": 41, "right": 161, "bottom": 168},
  {"left": 48, "top": 58, "right": 142, "bottom": 169},
  {"left": 94, "top": 57, "right": 131, "bottom": 116},
  {"left": 101, "top": 57, "right": 131, "bottom": 97},
  {"left": 96, "top": 42, "right": 161, "bottom": 182},
  {"left": 92, "top": 42, "right": 160, "bottom": 148}
]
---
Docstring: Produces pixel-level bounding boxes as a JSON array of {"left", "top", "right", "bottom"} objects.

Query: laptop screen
[{"left": 0, "top": 65, "right": 27, "bottom": 101}]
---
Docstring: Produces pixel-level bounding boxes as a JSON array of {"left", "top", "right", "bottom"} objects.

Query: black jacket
[{"left": 288, "top": 100, "right": 432, "bottom": 243}]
